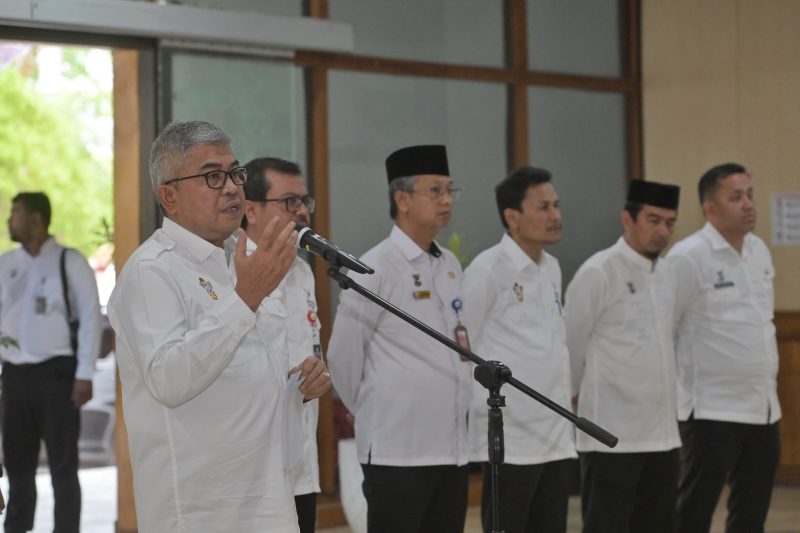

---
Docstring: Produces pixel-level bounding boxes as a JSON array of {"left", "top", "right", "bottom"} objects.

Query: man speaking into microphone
[
  {"left": 241, "top": 157, "right": 331, "bottom": 533},
  {"left": 328, "top": 145, "right": 471, "bottom": 533}
]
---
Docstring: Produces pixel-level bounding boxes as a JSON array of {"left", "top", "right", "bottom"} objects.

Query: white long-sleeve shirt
[
  {"left": 565, "top": 237, "right": 681, "bottom": 453},
  {"left": 108, "top": 218, "right": 298, "bottom": 533},
  {"left": 665, "top": 222, "right": 781, "bottom": 425},
  {"left": 464, "top": 233, "right": 576, "bottom": 464},
  {"left": 246, "top": 237, "right": 322, "bottom": 497},
  {"left": 328, "top": 225, "right": 471, "bottom": 467},
  {"left": 0, "top": 237, "right": 102, "bottom": 380}
]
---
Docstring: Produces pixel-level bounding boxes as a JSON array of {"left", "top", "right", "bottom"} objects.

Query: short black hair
[
  {"left": 698, "top": 163, "right": 747, "bottom": 205},
  {"left": 13, "top": 192, "right": 51, "bottom": 228},
  {"left": 623, "top": 202, "right": 644, "bottom": 220},
  {"left": 241, "top": 157, "right": 303, "bottom": 228},
  {"left": 494, "top": 166, "right": 552, "bottom": 229}
]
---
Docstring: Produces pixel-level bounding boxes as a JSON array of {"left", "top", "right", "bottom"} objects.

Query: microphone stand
[{"left": 326, "top": 259, "right": 618, "bottom": 533}]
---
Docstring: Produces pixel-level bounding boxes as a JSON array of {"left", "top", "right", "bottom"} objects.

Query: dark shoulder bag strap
[{"left": 60, "top": 248, "right": 80, "bottom": 355}]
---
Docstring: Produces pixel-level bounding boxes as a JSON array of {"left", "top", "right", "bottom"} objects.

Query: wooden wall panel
[
  {"left": 776, "top": 312, "right": 800, "bottom": 483},
  {"left": 641, "top": 0, "right": 738, "bottom": 238},
  {"left": 112, "top": 48, "right": 140, "bottom": 532},
  {"left": 735, "top": 0, "right": 800, "bottom": 311},
  {"left": 643, "top": 0, "right": 800, "bottom": 483}
]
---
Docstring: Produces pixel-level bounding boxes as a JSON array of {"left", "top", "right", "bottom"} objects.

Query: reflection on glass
[
  {"left": 328, "top": 71, "right": 507, "bottom": 269},
  {"left": 330, "top": 0, "right": 504, "bottom": 67},
  {"left": 528, "top": 86, "right": 627, "bottom": 287},
  {"left": 168, "top": 51, "right": 305, "bottom": 166},
  {"left": 527, "top": 0, "right": 622, "bottom": 77}
]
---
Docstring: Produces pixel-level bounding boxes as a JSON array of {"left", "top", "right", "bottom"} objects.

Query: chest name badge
[
  {"left": 413, "top": 290, "right": 432, "bottom": 300},
  {"left": 513, "top": 282, "right": 524, "bottom": 303},
  {"left": 713, "top": 270, "right": 735, "bottom": 289},
  {"left": 198, "top": 277, "right": 218, "bottom": 300}
]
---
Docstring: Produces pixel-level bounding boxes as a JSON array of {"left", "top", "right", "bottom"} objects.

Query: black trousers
[
  {"left": 580, "top": 450, "right": 679, "bottom": 533},
  {"left": 295, "top": 492, "right": 317, "bottom": 533},
  {"left": 1, "top": 357, "right": 81, "bottom": 533},
  {"left": 361, "top": 464, "right": 468, "bottom": 533},
  {"left": 480, "top": 460, "right": 572, "bottom": 533},
  {"left": 675, "top": 417, "right": 780, "bottom": 533}
]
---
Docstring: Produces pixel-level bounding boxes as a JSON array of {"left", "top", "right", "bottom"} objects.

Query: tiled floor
[
  {"left": 2, "top": 468, "right": 798, "bottom": 532},
  {"left": 321, "top": 488, "right": 800, "bottom": 533}
]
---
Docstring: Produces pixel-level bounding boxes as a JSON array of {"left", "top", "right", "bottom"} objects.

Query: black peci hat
[
  {"left": 627, "top": 180, "right": 680, "bottom": 210},
  {"left": 385, "top": 145, "right": 449, "bottom": 183}
]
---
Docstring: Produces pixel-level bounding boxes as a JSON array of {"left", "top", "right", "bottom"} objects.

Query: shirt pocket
[
  {"left": 702, "top": 283, "right": 742, "bottom": 322},
  {"left": 38, "top": 277, "right": 66, "bottom": 316}
]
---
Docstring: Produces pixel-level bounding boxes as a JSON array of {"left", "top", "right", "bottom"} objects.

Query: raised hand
[{"left": 234, "top": 218, "right": 297, "bottom": 311}]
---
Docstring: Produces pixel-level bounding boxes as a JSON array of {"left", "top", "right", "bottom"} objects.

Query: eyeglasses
[
  {"left": 409, "top": 185, "right": 461, "bottom": 201},
  {"left": 261, "top": 194, "right": 316, "bottom": 214},
  {"left": 163, "top": 166, "right": 248, "bottom": 189}
]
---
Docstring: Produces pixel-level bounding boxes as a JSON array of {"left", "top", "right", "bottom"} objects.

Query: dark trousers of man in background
[
  {"left": 676, "top": 416, "right": 780, "bottom": 533},
  {"left": 1, "top": 356, "right": 81, "bottom": 533},
  {"left": 580, "top": 450, "right": 678, "bottom": 533},
  {"left": 361, "top": 464, "right": 468, "bottom": 533},
  {"left": 295, "top": 493, "right": 317, "bottom": 533},
  {"left": 480, "top": 459, "right": 572, "bottom": 533}
]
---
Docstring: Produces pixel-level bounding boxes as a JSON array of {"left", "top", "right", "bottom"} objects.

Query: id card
[
  {"left": 35, "top": 296, "right": 47, "bottom": 315},
  {"left": 455, "top": 324, "right": 471, "bottom": 361}
]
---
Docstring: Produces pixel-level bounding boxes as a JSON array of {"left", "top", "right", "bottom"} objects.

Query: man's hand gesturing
[{"left": 234, "top": 218, "right": 297, "bottom": 311}]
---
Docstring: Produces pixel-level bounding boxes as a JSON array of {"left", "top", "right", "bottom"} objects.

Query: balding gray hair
[{"left": 149, "top": 121, "right": 232, "bottom": 191}]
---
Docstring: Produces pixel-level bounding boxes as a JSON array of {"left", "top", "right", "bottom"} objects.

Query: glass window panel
[
  {"left": 329, "top": 71, "right": 507, "bottom": 278},
  {"left": 329, "top": 0, "right": 504, "bottom": 67},
  {"left": 527, "top": 0, "right": 622, "bottom": 77},
  {"left": 528, "top": 87, "right": 627, "bottom": 289},
  {"left": 166, "top": 51, "right": 305, "bottom": 168}
]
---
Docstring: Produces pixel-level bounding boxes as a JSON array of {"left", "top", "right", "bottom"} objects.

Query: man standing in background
[
  {"left": 667, "top": 163, "right": 781, "bottom": 533},
  {"left": 0, "top": 192, "right": 102, "bottom": 533},
  {"left": 242, "top": 156, "right": 331, "bottom": 532},
  {"left": 464, "top": 167, "right": 575, "bottom": 533},
  {"left": 565, "top": 180, "right": 681, "bottom": 533},
  {"left": 328, "top": 145, "right": 471, "bottom": 533}
]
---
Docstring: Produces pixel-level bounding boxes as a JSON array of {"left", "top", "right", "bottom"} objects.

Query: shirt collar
[
  {"left": 702, "top": 222, "right": 754, "bottom": 258},
  {"left": 39, "top": 236, "right": 57, "bottom": 256},
  {"left": 616, "top": 236, "right": 656, "bottom": 271},
  {"left": 19, "top": 236, "right": 57, "bottom": 259},
  {"left": 500, "top": 232, "right": 545, "bottom": 273},
  {"left": 161, "top": 217, "right": 230, "bottom": 264},
  {"left": 390, "top": 225, "right": 442, "bottom": 262}
]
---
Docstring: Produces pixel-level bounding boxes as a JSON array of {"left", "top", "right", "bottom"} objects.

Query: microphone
[{"left": 295, "top": 224, "right": 375, "bottom": 274}]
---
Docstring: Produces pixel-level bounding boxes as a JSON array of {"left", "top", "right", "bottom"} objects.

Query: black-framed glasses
[
  {"left": 163, "top": 166, "right": 248, "bottom": 189},
  {"left": 410, "top": 185, "right": 461, "bottom": 201},
  {"left": 261, "top": 194, "right": 316, "bottom": 214}
]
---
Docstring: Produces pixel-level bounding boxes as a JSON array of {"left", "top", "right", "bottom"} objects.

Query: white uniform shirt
[
  {"left": 565, "top": 237, "right": 681, "bottom": 453},
  {"left": 464, "top": 233, "right": 576, "bottom": 464},
  {"left": 328, "top": 225, "right": 471, "bottom": 467},
  {"left": 665, "top": 222, "right": 781, "bottom": 425},
  {"left": 246, "top": 237, "right": 322, "bottom": 497},
  {"left": 108, "top": 218, "right": 298, "bottom": 533},
  {"left": 0, "top": 237, "right": 102, "bottom": 379}
]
